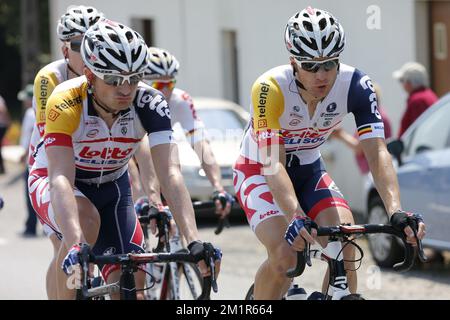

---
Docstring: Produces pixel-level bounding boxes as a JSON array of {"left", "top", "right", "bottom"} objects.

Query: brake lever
[{"left": 412, "top": 227, "right": 428, "bottom": 263}]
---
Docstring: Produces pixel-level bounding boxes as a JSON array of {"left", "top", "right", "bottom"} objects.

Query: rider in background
[{"left": 135, "top": 47, "right": 234, "bottom": 220}]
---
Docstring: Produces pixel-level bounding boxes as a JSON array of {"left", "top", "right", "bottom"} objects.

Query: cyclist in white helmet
[
  {"left": 138, "top": 47, "right": 234, "bottom": 219},
  {"left": 233, "top": 7, "right": 425, "bottom": 299},
  {"left": 27, "top": 5, "right": 103, "bottom": 300},
  {"left": 28, "top": 19, "right": 221, "bottom": 300}
]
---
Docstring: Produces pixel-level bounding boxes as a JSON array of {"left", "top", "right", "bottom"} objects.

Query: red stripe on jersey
[
  {"left": 44, "top": 133, "right": 73, "bottom": 148},
  {"left": 75, "top": 164, "right": 124, "bottom": 171},
  {"left": 78, "top": 137, "right": 141, "bottom": 143}
]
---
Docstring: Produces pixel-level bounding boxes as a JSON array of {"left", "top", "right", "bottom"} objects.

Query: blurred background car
[
  {"left": 172, "top": 97, "right": 249, "bottom": 220},
  {"left": 364, "top": 93, "right": 450, "bottom": 267}
]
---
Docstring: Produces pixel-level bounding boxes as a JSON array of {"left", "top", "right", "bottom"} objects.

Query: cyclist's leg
[
  {"left": 29, "top": 172, "right": 99, "bottom": 299},
  {"left": 294, "top": 161, "right": 357, "bottom": 294},
  {"left": 46, "top": 232, "right": 60, "bottom": 300},
  {"left": 234, "top": 159, "right": 295, "bottom": 300},
  {"left": 314, "top": 207, "right": 357, "bottom": 294},
  {"left": 87, "top": 173, "right": 146, "bottom": 300},
  {"left": 54, "top": 195, "right": 100, "bottom": 300},
  {"left": 254, "top": 217, "right": 296, "bottom": 299}
]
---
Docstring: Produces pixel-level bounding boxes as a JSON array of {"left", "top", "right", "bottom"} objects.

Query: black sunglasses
[{"left": 68, "top": 39, "right": 82, "bottom": 53}]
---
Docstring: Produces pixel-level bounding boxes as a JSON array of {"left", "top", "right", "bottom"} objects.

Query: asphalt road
[{"left": 1, "top": 160, "right": 450, "bottom": 300}]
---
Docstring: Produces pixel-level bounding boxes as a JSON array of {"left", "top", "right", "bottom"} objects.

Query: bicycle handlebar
[
  {"left": 193, "top": 200, "right": 231, "bottom": 235},
  {"left": 286, "top": 223, "right": 426, "bottom": 278},
  {"left": 77, "top": 244, "right": 213, "bottom": 300}
]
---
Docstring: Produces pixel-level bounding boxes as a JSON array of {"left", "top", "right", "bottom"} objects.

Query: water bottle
[{"left": 286, "top": 284, "right": 307, "bottom": 300}]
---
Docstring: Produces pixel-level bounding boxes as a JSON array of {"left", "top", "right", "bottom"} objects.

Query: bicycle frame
[{"left": 285, "top": 223, "right": 427, "bottom": 300}]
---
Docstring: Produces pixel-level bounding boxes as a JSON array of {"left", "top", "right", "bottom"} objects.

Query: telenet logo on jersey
[{"left": 48, "top": 109, "right": 60, "bottom": 121}]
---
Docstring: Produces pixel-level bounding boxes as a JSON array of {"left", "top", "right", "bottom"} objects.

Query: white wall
[{"left": 49, "top": 0, "right": 420, "bottom": 213}]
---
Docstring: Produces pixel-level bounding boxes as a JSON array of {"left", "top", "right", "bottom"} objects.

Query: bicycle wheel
[
  {"left": 245, "top": 283, "right": 254, "bottom": 300},
  {"left": 173, "top": 262, "right": 203, "bottom": 300}
]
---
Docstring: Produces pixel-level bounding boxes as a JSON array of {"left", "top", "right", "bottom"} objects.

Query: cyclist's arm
[
  {"left": 151, "top": 142, "right": 199, "bottom": 243},
  {"left": 360, "top": 138, "right": 401, "bottom": 216},
  {"left": 133, "top": 136, "right": 163, "bottom": 205},
  {"left": 192, "top": 139, "right": 223, "bottom": 191},
  {"left": 47, "top": 145, "right": 84, "bottom": 248}
]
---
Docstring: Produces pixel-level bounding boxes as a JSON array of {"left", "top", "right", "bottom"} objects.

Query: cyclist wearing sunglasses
[
  {"left": 233, "top": 7, "right": 425, "bottom": 300},
  {"left": 140, "top": 47, "right": 233, "bottom": 219},
  {"left": 26, "top": 5, "right": 104, "bottom": 300},
  {"left": 29, "top": 19, "right": 221, "bottom": 299}
]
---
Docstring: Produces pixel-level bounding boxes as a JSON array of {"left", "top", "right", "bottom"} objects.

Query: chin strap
[
  {"left": 65, "top": 58, "right": 81, "bottom": 77},
  {"left": 90, "top": 90, "right": 120, "bottom": 118}
]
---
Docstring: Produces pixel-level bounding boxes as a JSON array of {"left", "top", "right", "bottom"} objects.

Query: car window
[
  {"left": 197, "top": 109, "right": 245, "bottom": 141},
  {"left": 405, "top": 100, "right": 450, "bottom": 156}
]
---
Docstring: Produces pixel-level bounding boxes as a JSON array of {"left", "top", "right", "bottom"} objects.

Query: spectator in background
[
  {"left": 330, "top": 83, "right": 392, "bottom": 175},
  {"left": 393, "top": 62, "right": 438, "bottom": 137},
  {"left": 0, "top": 94, "right": 11, "bottom": 174},
  {"left": 18, "top": 84, "right": 37, "bottom": 237}
]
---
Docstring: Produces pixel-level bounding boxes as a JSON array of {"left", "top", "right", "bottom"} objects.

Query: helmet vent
[
  {"left": 319, "top": 18, "right": 327, "bottom": 30},
  {"left": 303, "top": 21, "right": 313, "bottom": 32}
]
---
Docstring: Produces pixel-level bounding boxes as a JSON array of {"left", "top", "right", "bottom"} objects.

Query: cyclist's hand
[
  {"left": 61, "top": 243, "right": 84, "bottom": 275},
  {"left": 212, "top": 190, "right": 234, "bottom": 219},
  {"left": 134, "top": 196, "right": 149, "bottom": 217},
  {"left": 390, "top": 210, "right": 426, "bottom": 246},
  {"left": 156, "top": 207, "right": 177, "bottom": 240},
  {"left": 188, "top": 240, "right": 222, "bottom": 278},
  {"left": 285, "top": 216, "right": 317, "bottom": 251}
]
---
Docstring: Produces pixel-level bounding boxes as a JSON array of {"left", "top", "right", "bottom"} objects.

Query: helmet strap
[
  {"left": 65, "top": 57, "right": 81, "bottom": 78},
  {"left": 89, "top": 87, "right": 120, "bottom": 118}
]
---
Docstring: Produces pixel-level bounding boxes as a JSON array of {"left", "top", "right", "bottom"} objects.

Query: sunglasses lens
[
  {"left": 69, "top": 40, "right": 82, "bottom": 53},
  {"left": 323, "top": 60, "right": 338, "bottom": 71},
  {"left": 301, "top": 62, "right": 319, "bottom": 72},
  {"left": 130, "top": 74, "right": 143, "bottom": 85},
  {"left": 152, "top": 80, "right": 176, "bottom": 91},
  {"left": 103, "top": 75, "right": 123, "bottom": 86}
]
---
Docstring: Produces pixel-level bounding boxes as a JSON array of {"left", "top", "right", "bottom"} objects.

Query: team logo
[
  {"left": 44, "top": 137, "right": 56, "bottom": 146},
  {"left": 326, "top": 103, "right": 337, "bottom": 113},
  {"left": 103, "top": 247, "right": 116, "bottom": 256},
  {"left": 86, "top": 129, "right": 99, "bottom": 138},
  {"left": 121, "top": 126, "right": 127, "bottom": 135},
  {"left": 315, "top": 173, "right": 343, "bottom": 196},
  {"left": 293, "top": 105, "right": 301, "bottom": 112},
  {"left": 323, "top": 120, "right": 331, "bottom": 127},
  {"left": 289, "top": 119, "right": 301, "bottom": 126},
  {"left": 48, "top": 109, "right": 60, "bottom": 121},
  {"left": 258, "top": 119, "right": 268, "bottom": 128}
]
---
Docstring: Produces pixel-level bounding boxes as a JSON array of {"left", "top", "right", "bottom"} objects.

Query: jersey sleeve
[
  {"left": 347, "top": 69, "right": 385, "bottom": 141},
  {"left": 43, "top": 86, "right": 84, "bottom": 148},
  {"left": 251, "top": 76, "right": 284, "bottom": 148},
  {"left": 33, "top": 69, "right": 60, "bottom": 138},
  {"left": 134, "top": 87, "right": 174, "bottom": 147},
  {"left": 171, "top": 91, "right": 206, "bottom": 146}
]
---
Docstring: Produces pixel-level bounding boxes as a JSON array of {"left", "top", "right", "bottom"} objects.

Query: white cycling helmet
[
  {"left": 81, "top": 19, "right": 148, "bottom": 75},
  {"left": 144, "top": 47, "right": 180, "bottom": 79},
  {"left": 57, "top": 5, "right": 104, "bottom": 41},
  {"left": 285, "top": 7, "right": 345, "bottom": 60}
]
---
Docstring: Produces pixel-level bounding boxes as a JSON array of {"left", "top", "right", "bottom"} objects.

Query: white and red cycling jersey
[
  {"left": 31, "top": 76, "right": 173, "bottom": 185},
  {"left": 168, "top": 88, "right": 206, "bottom": 145},
  {"left": 234, "top": 63, "right": 385, "bottom": 231}
]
